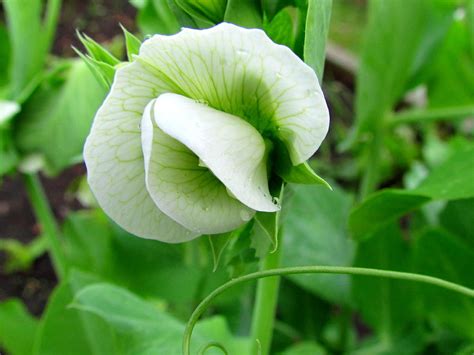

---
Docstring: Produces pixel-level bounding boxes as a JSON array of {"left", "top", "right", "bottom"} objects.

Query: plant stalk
[
  {"left": 249, "top": 240, "right": 283, "bottom": 355},
  {"left": 23, "top": 173, "right": 67, "bottom": 279}
]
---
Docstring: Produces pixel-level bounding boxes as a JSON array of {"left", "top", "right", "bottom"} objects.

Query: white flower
[{"left": 84, "top": 23, "right": 329, "bottom": 243}]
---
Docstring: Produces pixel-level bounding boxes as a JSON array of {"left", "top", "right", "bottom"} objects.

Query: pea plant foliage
[{"left": 84, "top": 23, "right": 329, "bottom": 242}]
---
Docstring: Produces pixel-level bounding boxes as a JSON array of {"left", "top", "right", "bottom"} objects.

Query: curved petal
[
  {"left": 152, "top": 93, "right": 279, "bottom": 212},
  {"left": 138, "top": 23, "right": 329, "bottom": 165},
  {"left": 84, "top": 61, "right": 197, "bottom": 242},
  {"left": 141, "top": 99, "right": 255, "bottom": 234}
]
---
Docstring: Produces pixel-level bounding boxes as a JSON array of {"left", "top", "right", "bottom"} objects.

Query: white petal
[
  {"left": 141, "top": 99, "right": 256, "bottom": 234},
  {"left": 84, "top": 61, "right": 197, "bottom": 242},
  {"left": 153, "top": 93, "right": 278, "bottom": 212},
  {"left": 138, "top": 23, "right": 329, "bottom": 164}
]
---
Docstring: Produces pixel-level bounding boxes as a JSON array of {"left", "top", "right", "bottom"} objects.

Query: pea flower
[{"left": 84, "top": 23, "right": 329, "bottom": 243}]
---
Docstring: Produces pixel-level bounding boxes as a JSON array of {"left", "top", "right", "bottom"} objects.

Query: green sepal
[
  {"left": 274, "top": 141, "right": 331, "bottom": 189},
  {"left": 120, "top": 24, "right": 142, "bottom": 61},
  {"left": 73, "top": 48, "right": 114, "bottom": 90},
  {"left": 250, "top": 182, "right": 285, "bottom": 258},
  {"left": 76, "top": 31, "right": 120, "bottom": 66}
]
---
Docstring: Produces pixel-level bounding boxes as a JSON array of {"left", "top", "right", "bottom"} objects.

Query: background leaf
[
  {"left": 0, "top": 299, "right": 39, "bottom": 355},
  {"left": 282, "top": 184, "right": 355, "bottom": 305},
  {"left": 14, "top": 60, "right": 106, "bottom": 173}
]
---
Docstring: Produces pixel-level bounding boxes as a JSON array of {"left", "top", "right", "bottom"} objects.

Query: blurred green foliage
[{"left": 1, "top": 0, "right": 473, "bottom": 354}]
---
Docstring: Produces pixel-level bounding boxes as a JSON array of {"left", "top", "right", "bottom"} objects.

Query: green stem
[
  {"left": 23, "top": 173, "right": 67, "bottom": 279},
  {"left": 249, "top": 243, "right": 283, "bottom": 355},
  {"left": 359, "top": 124, "right": 383, "bottom": 200},
  {"left": 390, "top": 105, "right": 474, "bottom": 126},
  {"left": 182, "top": 266, "right": 474, "bottom": 355}
]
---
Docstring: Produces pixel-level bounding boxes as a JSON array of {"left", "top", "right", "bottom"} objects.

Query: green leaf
[
  {"left": 224, "top": 0, "right": 262, "bottom": 28},
  {"left": 440, "top": 198, "right": 474, "bottom": 249},
  {"left": 3, "top": 0, "right": 60, "bottom": 98},
  {"left": 0, "top": 299, "right": 38, "bottom": 355},
  {"left": 0, "top": 235, "right": 47, "bottom": 273},
  {"left": 33, "top": 270, "right": 115, "bottom": 355},
  {"left": 426, "top": 9, "right": 474, "bottom": 108},
  {"left": 208, "top": 232, "right": 235, "bottom": 271},
  {"left": 15, "top": 60, "right": 106, "bottom": 173},
  {"left": 263, "top": 7, "right": 295, "bottom": 49},
  {"left": 350, "top": 145, "right": 474, "bottom": 240},
  {"left": 414, "top": 228, "right": 474, "bottom": 339},
  {"left": 0, "top": 24, "right": 11, "bottom": 89},
  {"left": 77, "top": 31, "right": 120, "bottom": 66},
  {"left": 349, "top": 189, "right": 429, "bottom": 240},
  {"left": 280, "top": 341, "right": 325, "bottom": 355},
  {"left": 350, "top": 0, "right": 454, "bottom": 146},
  {"left": 282, "top": 184, "right": 355, "bottom": 305},
  {"left": 173, "top": 0, "right": 217, "bottom": 26},
  {"left": 304, "top": 0, "right": 332, "bottom": 80},
  {"left": 72, "top": 283, "right": 250, "bottom": 354},
  {"left": 136, "top": 0, "right": 181, "bottom": 35},
  {"left": 352, "top": 223, "right": 418, "bottom": 338},
  {"left": 120, "top": 25, "right": 142, "bottom": 61},
  {"left": 414, "top": 146, "right": 474, "bottom": 200},
  {"left": 73, "top": 48, "right": 115, "bottom": 89}
]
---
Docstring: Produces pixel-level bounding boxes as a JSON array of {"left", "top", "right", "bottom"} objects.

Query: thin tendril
[
  {"left": 198, "top": 342, "right": 228, "bottom": 355},
  {"left": 182, "top": 265, "right": 474, "bottom": 355}
]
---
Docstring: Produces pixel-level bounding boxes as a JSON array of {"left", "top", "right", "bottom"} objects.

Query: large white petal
[
  {"left": 152, "top": 93, "right": 278, "bottom": 213},
  {"left": 138, "top": 23, "right": 329, "bottom": 165},
  {"left": 84, "top": 61, "right": 197, "bottom": 242},
  {"left": 141, "top": 98, "right": 256, "bottom": 234}
]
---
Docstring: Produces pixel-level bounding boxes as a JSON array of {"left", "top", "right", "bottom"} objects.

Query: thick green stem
[
  {"left": 359, "top": 124, "right": 383, "bottom": 200},
  {"left": 182, "top": 266, "right": 474, "bottom": 355},
  {"left": 23, "top": 173, "right": 67, "bottom": 279},
  {"left": 249, "top": 243, "right": 283, "bottom": 355}
]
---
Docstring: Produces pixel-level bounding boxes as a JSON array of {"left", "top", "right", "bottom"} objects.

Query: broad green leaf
[
  {"left": 61, "top": 210, "right": 236, "bottom": 310},
  {"left": 350, "top": 146, "right": 474, "bottom": 240},
  {"left": 282, "top": 184, "right": 355, "bottom": 305},
  {"left": 352, "top": 223, "right": 418, "bottom": 338},
  {"left": 15, "top": 60, "right": 106, "bottom": 174},
  {"left": 224, "top": 0, "right": 262, "bottom": 28},
  {"left": 426, "top": 8, "right": 474, "bottom": 108},
  {"left": 135, "top": 0, "right": 181, "bottom": 35},
  {"left": 415, "top": 146, "right": 474, "bottom": 200},
  {"left": 304, "top": 0, "right": 332, "bottom": 80},
  {"left": 351, "top": 0, "right": 454, "bottom": 145},
  {"left": 349, "top": 189, "right": 429, "bottom": 240},
  {"left": 414, "top": 228, "right": 474, "bottom": 339},
  {"left": 144, "top": 94, "right": 276, "bottom": 233},
  {"left": 0, "top": 299, "right": 38, "bottom": 355},
  {"left": 72, "top": 283, "right": 250, "bottom": 354},
  {"left": 173, "top": 0, "right": 219, "bottom": 26},
  {"left": 263, "top": 7, "right": 295, "bottom": 49},
  {"left": 440, "top": 198, "right": 474, "bottom": 249},
  {"left": 33, "top": 270, "right": 115, "bottom": 355}
]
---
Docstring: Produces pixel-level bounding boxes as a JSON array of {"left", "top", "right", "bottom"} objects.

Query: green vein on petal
[
  {"left": 141, "top": 98, "right": 256, "bottom": 234},
  {"left": 138, "top": 23, "right": 329, "bottom": 165},
  {"left": 84, "top": 61, "right": 197, "bottom": 242}
]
